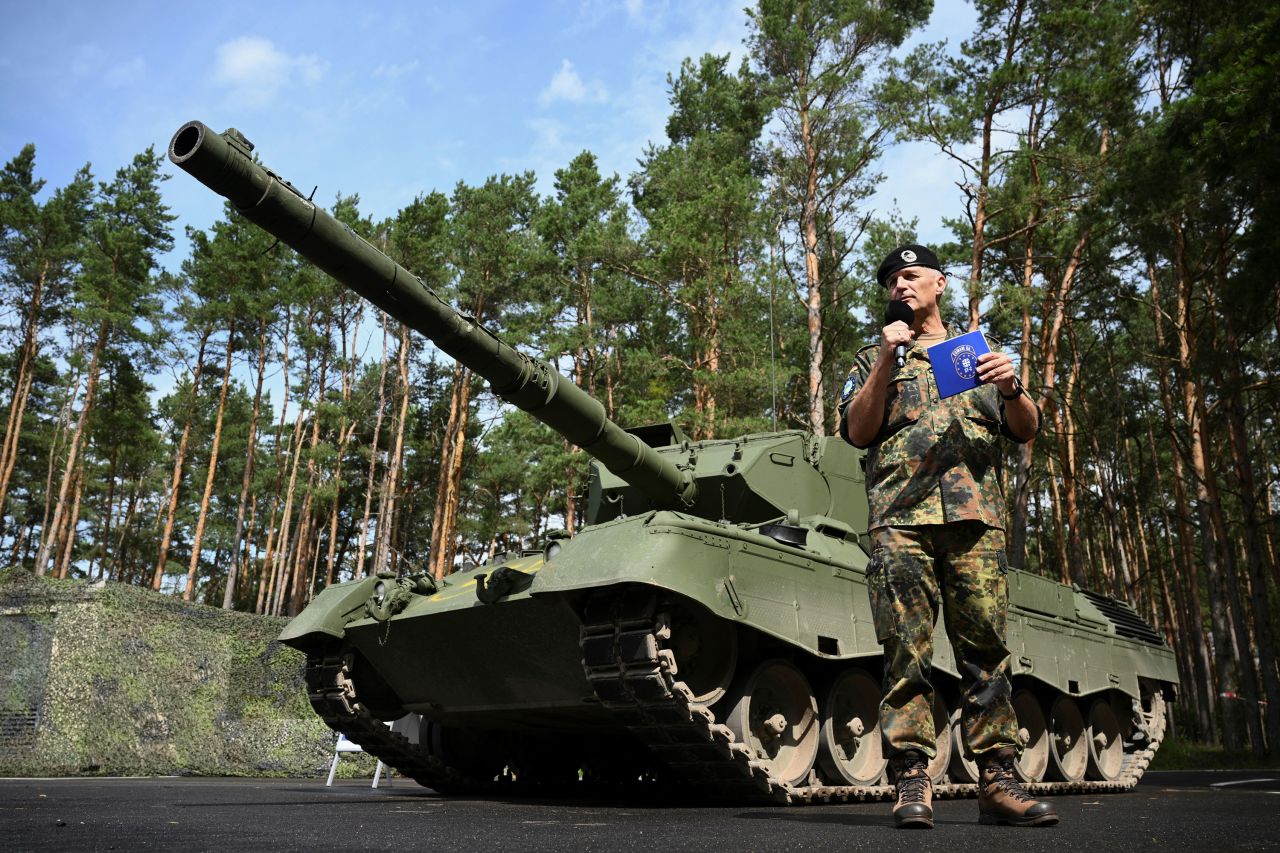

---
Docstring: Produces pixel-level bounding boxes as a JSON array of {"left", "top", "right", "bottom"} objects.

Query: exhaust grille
[{"left": 1080, "top": 590, "right": 1165, "bottom": 646}]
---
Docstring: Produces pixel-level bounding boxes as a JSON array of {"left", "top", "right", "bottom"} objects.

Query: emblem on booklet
[{"left": 951, "top": 344, "right": 978, "bottom": 380}]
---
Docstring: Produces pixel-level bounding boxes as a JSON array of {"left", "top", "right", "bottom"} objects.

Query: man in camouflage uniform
[{"left": 837, "top": 244, "right": 1057, "bottom": 829}]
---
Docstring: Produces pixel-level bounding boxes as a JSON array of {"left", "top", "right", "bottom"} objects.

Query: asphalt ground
[{"left": 1, "top": 770, "right": 1277, "bottom": 852}]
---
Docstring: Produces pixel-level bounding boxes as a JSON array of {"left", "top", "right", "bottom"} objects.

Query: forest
[{"left": 1, "top": 0, "right": 1276, "bottom": 754}]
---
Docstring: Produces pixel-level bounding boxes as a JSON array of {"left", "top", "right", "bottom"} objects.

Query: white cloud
[
  {"left": 104, "top": 56, "right": 146, "bottom": 87},
  {"left": 622, "top": 0, "right": 667, "bottom": 28},
  {"left": 69, "top": 44, "right": 107, "bottom": 78},
  {"left": 213, "top": 36, "right": 328, "bottom": 107},
  {"left": 373, "top": 60, "right": 420, "bottom": 79},
  {"left": 529, "top": 117, "right": 568, "bottom": 154},
  {"left": 538, "top": 59, "right": 608, "bottom": 106}
]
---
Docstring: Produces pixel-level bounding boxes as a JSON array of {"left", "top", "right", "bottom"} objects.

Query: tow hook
[{"left": 365, "top": 572, "right": 436, "bottom": 621}]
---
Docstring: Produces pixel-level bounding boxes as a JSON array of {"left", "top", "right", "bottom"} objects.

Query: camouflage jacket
[{"left": 836, "top": 323, "right": 1040, "bottom": 532}]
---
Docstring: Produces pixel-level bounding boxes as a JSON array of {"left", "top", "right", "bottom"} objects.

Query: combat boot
[
  {"left": 978, "top": 748, "right": 1059, "bottom": 826},
  {"left": 889, "top": 750, "right": 933, "bottom": 829}
]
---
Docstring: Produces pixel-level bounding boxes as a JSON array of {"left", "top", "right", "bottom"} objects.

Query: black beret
[{"left": 877, "top": 244, "right": 944, "bottom": 287}]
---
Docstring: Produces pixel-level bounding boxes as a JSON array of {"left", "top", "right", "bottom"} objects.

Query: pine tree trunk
[
  {"left": 224, "top": 319, "right": 269, "bottom": 609},
  {"left": 243, "top": 493, "right": 259, "bottom": 603},
  {"left": 36, "top": 318, "right": 108, "bottom": 577},
  {"left": 113, "top": 475, "right": 141, "bottom": 583},
  {"left": 274, "top": 384, "right": 313, "bottom": 613},
  {"left": 324, "top": 307, "right": 361, "bottom": 586},
  {"left": 0, "top": 261, "right": 49, "bottom": 525},
  {"left": 184, "top": 325, "right": 236, "bottom": 602},
  {"left": 152, "top": 329, "right": 211, "bottom": 589},
  {"left": 54, "top": 465, "right": 85, "bottom": 579},
  {"left": 375, "top": 323, "right": 411, "bottom": 576},
  {"left": 37, "top": 370, "right": 80, "bottom": 576},
  {"left": 91, "top": 443, "right": 121, "bottom": 580},
  {"left": 429, "top": 360, "right": 472, "bottom": 577},
  {"left": 1044, "top": 452, "right": 1068, "bottom": 584},
  {"left": 1053, "top": 346, "right": 1085, "bottom": 586},
  {"left": 1009, "top": 217, "right": 1039, "bottom": 569},
  {"left": 1170, "top": 222, "right": 1245, "bottom": 750},
  {"left": 1214, "top": 292, "right": 1280, "bottom": 754},
  {"left": 1147, "top": 263, "right": 1216, "bottom": 740},
  {"left": 357, "top": 313, "right": 389, "bottom": 578},
  {"left": 798, "top": 94, "right": 826, "bottom": 436},
  {"left": 256, "top": 306, "right": 294, "bottom": 613}
]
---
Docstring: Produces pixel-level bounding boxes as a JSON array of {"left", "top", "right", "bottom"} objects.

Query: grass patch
[{"left": 1148, "top": 736, "right": 1280, "bottom": 771}]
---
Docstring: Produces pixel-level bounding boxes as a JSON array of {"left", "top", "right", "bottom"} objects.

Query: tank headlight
[
  {"left": 545, "top": 541, "right": 562, "bottom": 561},
  {"left": 373, "top": 580, "right": 387, "bottom": 603}
]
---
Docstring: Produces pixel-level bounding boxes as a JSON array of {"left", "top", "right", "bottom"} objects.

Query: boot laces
[
  {"left": 984, "top": 756, "right": 1032, "bottom": 803},
  {"left": 895, "top": 757, "right": 930, "bottom": 805}
]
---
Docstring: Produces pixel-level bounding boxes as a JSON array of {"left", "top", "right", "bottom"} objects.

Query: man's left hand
[{"left": 976, "top": 352, "right": 1018, "bottom": 395}]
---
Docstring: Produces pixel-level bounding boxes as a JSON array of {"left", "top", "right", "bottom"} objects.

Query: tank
[{"left": 169, "top": 121, "right": 1178, "bottom": 803}]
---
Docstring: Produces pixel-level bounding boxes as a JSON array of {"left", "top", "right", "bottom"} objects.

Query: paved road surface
[{"left": 1, "top": 770, "right": 1276, "bottom": 852}]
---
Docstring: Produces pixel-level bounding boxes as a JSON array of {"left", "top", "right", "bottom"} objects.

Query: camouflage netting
[{"left": 0, "top": 569, "right": 365, "bottom": 777}]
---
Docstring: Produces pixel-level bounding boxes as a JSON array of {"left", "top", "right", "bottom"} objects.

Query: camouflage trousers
[{"left": 867, "top": 522, "right": 1019, "bottom": 761}]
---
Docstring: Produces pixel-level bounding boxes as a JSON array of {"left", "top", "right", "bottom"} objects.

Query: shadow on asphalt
[{"left": 735, "top": 810, "right": 888, "bottom": 827}]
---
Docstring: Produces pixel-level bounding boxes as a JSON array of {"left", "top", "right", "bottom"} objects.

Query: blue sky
[{"left": 1, "top": 0, "right": 979, "bottom": 270}]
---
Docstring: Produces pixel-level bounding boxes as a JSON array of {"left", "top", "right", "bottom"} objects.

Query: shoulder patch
[{"left": 840, "top": 374, "right": 858, "bottom": 402}]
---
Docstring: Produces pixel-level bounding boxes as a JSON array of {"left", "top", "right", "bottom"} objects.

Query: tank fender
[{"left": 278, "top": 575, "right": 385, "bottom": 649}]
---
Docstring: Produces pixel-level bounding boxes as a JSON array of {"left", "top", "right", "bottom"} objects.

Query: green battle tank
[{"left": 169, "top": 121, "right": 1177, "bottom": 803}]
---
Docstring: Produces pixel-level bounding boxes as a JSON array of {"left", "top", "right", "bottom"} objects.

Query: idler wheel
[
  {"left": 661, "top": 601, "right": 738, "bottom": 706},
  {"left": 925, "top": 693, "right": 952, "bottom": 784},
  {"left": 724, "top": 659, "right": 819, "bottom": 786},
  {"left": 1087, "top": 697, "right": 1124, "bottom": 781},
  {"left": 817, "top": 668, "right": 887, "bottom": 785},
  {"left": 1046, "top": 695, "right": 1088, "bottom": 782},
  {"left": 1011, "top": 688, "right": 1049, "bottom": 782}
]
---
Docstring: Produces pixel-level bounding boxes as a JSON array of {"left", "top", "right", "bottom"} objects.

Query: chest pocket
[
  {"left": 884, "top": 371, "right": 928, "bottom": 432},
  {"left": 959, "top": 386, "right": 1002, "bottom": 445}
]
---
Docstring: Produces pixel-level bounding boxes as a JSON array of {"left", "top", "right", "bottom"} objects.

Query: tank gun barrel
[{"left": 168, "top": 121, "right": 696, "bottom": 509}]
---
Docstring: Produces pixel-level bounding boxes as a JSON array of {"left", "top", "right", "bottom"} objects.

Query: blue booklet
[{"left": 926, "top": 330, "right": 992, "bottom": 398}]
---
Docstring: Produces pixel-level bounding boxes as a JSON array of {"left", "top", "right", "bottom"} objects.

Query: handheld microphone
[{"left": 885, "top": 300, "right": 915, "bottom": 368}]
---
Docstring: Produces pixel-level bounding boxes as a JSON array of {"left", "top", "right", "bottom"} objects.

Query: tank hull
[{"left": 285, "top": 512, "right": 1176, "bottom": 801}]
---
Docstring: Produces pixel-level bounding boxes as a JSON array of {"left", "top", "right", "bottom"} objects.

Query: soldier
[{"left": 837, "top": 244, "right": 1058, "bottom": 829}]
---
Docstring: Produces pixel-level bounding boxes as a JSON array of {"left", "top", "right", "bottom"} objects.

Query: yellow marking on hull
[{"left": 425, "top": 557, "right": 546, "bottom": 603}]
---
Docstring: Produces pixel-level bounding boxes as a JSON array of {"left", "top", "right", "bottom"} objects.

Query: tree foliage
[{"left": 0, "top": 0, "right": 1274, "bottom": 752}]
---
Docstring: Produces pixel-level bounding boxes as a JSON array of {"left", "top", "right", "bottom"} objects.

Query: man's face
[{"left": 886, "top": 266, "right": 945, "bottom": 317}]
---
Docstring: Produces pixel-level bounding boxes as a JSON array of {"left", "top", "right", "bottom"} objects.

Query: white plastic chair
[
  {"left": 325, "top": 715, "right": 419, "bottom": 788},
  {"left": 326, "top": 732, "right": 389, "bottom": 788}
]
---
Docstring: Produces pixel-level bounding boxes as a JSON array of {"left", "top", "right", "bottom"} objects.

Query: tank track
[
  {"left": 304, "top": 651, "right": 476, "bottom": 793},
  {"left": 578, "top": 588, "right": 1168, "bottom": 805},
  {"left": 306, "top": 587, "right": 1167, "bottom": 805}
]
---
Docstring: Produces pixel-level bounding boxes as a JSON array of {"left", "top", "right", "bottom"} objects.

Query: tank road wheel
[
  {"left": 1046, "top": 695, "right": 1088, "bottom": 782},
  {"left": 817, "top": 668, "right": 886, "bottom": 785},
  {"left": 661, "top": 601, "right": 738, "bottom": 706},
  {"left": 1012, "top": 689, "right": 1050, "bottom": 782},
  {"left": 925, "top": 694, "right": 952, "bottom": 784},
  {"left": 1087, "top": 698, "right": 1124, "bottom": 781},
  {"left": 724, "top": 659, "right": 819, "bottom": 786},
  {"left": 947, "top": 705, "right": 979, "bottom": 783}
]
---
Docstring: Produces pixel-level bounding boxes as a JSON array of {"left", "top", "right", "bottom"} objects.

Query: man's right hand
[
  {"left": 844, "top": 322, "right": 916, "bottom": 447},
  {"left": 878, "top": 322, "right": 915, "bottom": 366}
]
